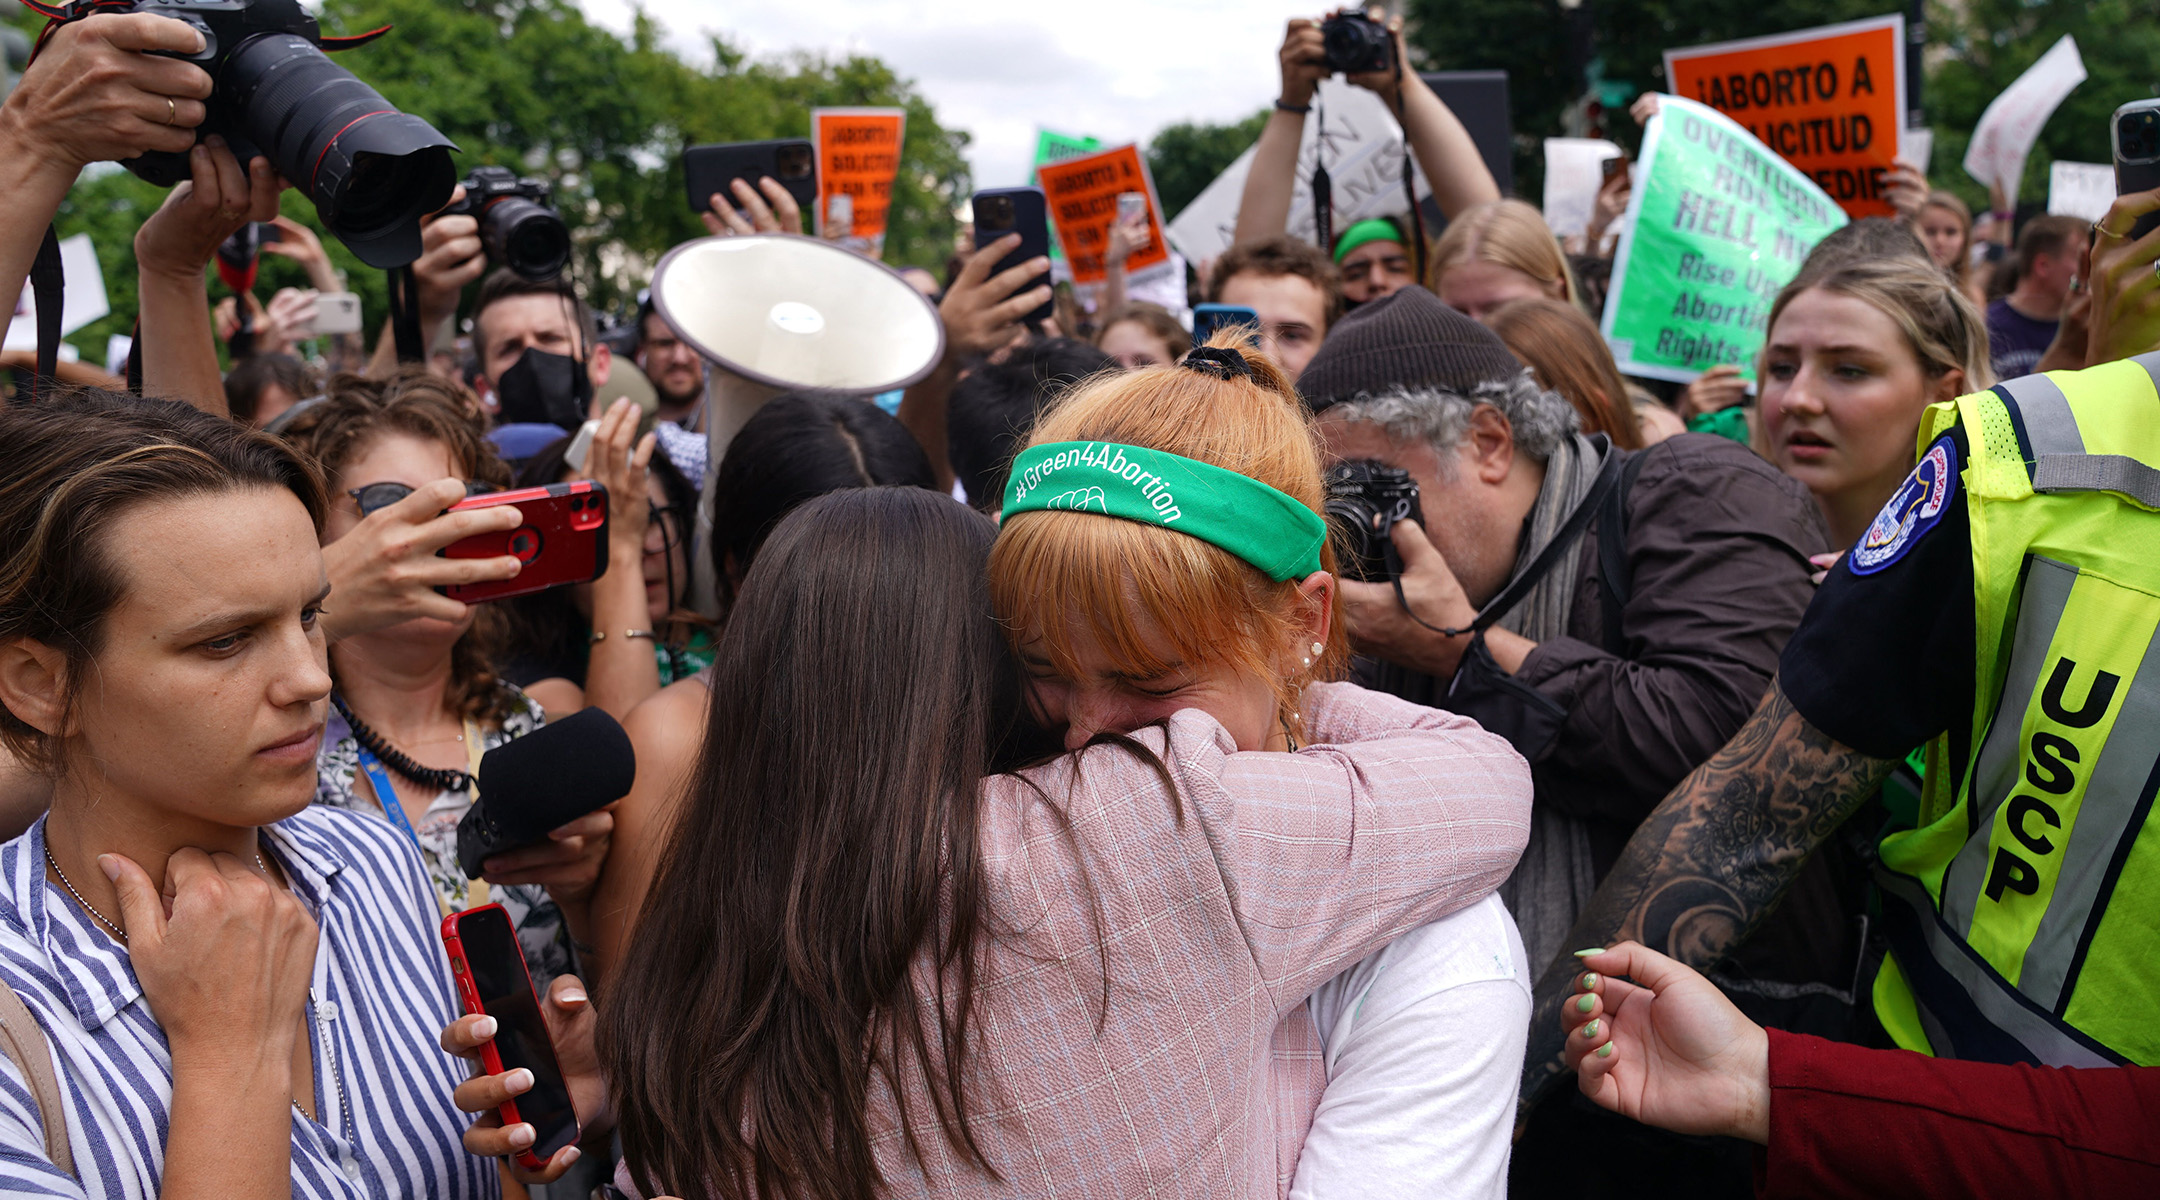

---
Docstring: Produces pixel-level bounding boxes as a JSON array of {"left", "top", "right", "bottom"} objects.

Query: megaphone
[{"left": 646, "top": 233, "right": 946, "bottom": 610}]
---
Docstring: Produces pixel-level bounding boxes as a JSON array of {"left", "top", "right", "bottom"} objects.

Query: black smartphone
[
  {"left": 2112, "top": 100, "right": 2160, "bottom": 242},
  {"left": 685, "top": 139, "right": 818, "bottom": 218},
  {"left": 970, "top": 187, "right": 1053, "bottom": 324},
  {"left": 441, "top": 904, "right": 580, "bottom": 1171},
  {"left": 1191, "top": 303, "right": 1262, "bottom": 348}
]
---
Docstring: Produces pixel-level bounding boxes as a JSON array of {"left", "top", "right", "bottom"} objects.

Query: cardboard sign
[
  {"left": 2048, "top": 160, "right": 2116, "bottom": 223},
  {"left": 1165, "top": 78, "right": 1430, "bottom": 266},
  {"left": 1963, "top": 35, "right": 2086, "bottom": 204},
  {"left": 1543, "top": 138, "right": 1625, "bottom": 238},
  {"left": 1037, "top": 144, "right": 1170, "bottom": 287},
  {"left": 1664, "top": 14, "right": 1905, "bottom": 218},
  {"left": 1601, "top": 94, "right": 1848, "bottom": 385},
  {"left": 812, "top": 107, "right": 907, "bottom": 255}
]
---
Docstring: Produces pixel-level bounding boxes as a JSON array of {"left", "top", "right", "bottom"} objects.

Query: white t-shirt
[{"left": 1288, "top": 894, "right": 1531, "bottom": 1200}]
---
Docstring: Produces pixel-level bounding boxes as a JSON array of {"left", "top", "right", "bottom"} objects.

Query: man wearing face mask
[{"left": 468, "top": 268, "right": 612, "bottom": 460}]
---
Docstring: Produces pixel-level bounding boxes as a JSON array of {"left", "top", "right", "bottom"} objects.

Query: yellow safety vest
[{"left": 1873, "top": 351, "right": 2160, "bottom": 1067}]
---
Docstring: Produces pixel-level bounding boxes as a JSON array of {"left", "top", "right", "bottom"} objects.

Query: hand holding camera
[
  {"left": 0, "top": 12, "right": 213, "bottom": 176},
  {"left": 134, "top": 133, "right": 283, "bottom": 284},
  {"left": 444, "top": 165, "right": 571, "bottom": 281},
  {"left": 938, "top": 233, "right": 1053, "bottom": 361}
]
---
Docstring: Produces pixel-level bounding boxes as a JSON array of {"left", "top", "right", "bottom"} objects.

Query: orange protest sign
[
  {"left": 1664, "top": 14, "right": 1905, "bottom": 218},
  {"left": 1036, "top": 144, "right": 1169, "bottom": 287},
  {"left": 812, "top": 107, "right": 907, "bottom": 253}
]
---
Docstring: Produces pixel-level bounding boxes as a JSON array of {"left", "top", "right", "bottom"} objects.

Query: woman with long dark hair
[{"left": 448, "top": 349, "right": 1533, "bottom": 1199}]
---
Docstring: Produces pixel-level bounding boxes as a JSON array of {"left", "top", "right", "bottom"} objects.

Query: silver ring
[{"left": 164, "top": 97, "right": 177, "bottom": 126}]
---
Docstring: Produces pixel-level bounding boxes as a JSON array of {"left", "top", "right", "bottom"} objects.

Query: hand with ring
[{"left": 2083, "top": 186, "right": 2160, "bottom": 367}]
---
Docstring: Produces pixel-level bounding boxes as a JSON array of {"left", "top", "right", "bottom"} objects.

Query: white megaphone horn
[{"left": 646, "top": 233, "right": 946, "bottom": 611}]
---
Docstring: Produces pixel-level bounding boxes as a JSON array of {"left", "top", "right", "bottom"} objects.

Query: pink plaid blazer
[{"left": 617, "top": 683, "right": 1530, "bottom": 1199}]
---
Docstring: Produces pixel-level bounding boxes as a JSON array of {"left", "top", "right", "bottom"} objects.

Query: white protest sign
[
  {"left": 1903, "top": 127, "right": 1933, "bottom": 173},
  {"left": 5, "top": 234, "right": 109, "bottom": 352},
  {"left": 1543, "top": 138, "right": 1625, "bottom": 238},
  {"left": 1165, "top": 78, "right": 1431, "bottom": 265},
  {"left": 2048, "top": 160, "right": 2116, "bottom": 222},
  {"left": 1963, "top": 35, "right": 2086, "bottom": 202}
]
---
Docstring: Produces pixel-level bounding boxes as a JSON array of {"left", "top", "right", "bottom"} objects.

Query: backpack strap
[
  {"left": 1595, "top": 448, "right": 1653, "bottom": 656},
  {"left": 0, "top": 980, "right": 72, "bottom": 1177}
]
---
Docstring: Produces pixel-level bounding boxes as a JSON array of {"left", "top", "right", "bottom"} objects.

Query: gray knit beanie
[{"left": 1296, "top": 285, "right": 1525, "bottom": 410}]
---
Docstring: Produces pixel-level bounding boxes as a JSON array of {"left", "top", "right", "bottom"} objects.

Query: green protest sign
[
  {"left": 1600, "top": 94, "right": 1847, "bottom": 384},
  {"left": 1032, "top": 130, "right": 1100, "bottom": 261}
]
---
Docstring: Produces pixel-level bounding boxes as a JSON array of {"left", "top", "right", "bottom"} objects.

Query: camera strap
[
  {"left": 27, "top": 226, "right": 63, "bottom": 401},
  {"left": 1393, "top": 56, "right": 1428, "bottom": 285},
  {"left": 1391, "top": 435, "right": 1623, "bottom": 638},
  {"left": 386, "top": 264, "right": 425, "bottom": 363},
  {"left": 1312, "top": 101, "right": 1334, "bottom": 250}
]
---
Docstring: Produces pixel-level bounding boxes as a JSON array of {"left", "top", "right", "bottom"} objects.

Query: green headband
[
  {"left": 1333, "top": 217, "right": 1404, "bottom": 263},
  {"left": 1001, "top": 441, "right": 1327, "bottom": 581}
]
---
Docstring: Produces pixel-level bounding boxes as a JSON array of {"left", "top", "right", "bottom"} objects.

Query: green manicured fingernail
[
  {"left": 1575, "top": 994, "right": 1596, "bottom": 1013},
  {"left": 1573, "top": 948, "right": 1604, "bottom": 958},
  {"left": 1596, "top": 1042, "right": 1613, "bottom": 1058},
  {"left": 1580, "top": 972, "right": 1599, "bottom": 990},
  {"left": 1582, "top": 1019, "right": 1600, "bottom": 1039}
]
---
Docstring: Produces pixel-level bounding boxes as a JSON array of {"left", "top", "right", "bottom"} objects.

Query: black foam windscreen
[{"left": 457, "top": 706, "right": 637, "bottom": 879}]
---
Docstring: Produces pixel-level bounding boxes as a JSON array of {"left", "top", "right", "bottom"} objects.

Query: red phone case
[
  {"left": 440, "top": 904, "right": 578, "bottom": 1171},
  {"left": 442, "top": 481, "right": 609, "bottom": 604}
]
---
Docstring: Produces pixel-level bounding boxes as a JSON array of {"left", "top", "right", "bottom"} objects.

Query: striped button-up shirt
[{"left": 0, "top": 808, "right": 498, "bottom": 1199}]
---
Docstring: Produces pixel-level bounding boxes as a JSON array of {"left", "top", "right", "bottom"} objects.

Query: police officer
[{"left": 1522, "top": 188, "right": 2160, "bottom": 1106}]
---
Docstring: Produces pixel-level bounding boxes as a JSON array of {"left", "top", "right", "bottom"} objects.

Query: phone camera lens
[{"left": 569, "top": 496, "right": 584, "bottom": 510}]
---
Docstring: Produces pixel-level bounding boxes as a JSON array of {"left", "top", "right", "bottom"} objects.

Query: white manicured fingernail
[
  {"left": 472, "top": 1015, "right": 497, "bottom": 1039},
  {"left": 506, "top": 1068, "right": 533, "bottom": 1093}
]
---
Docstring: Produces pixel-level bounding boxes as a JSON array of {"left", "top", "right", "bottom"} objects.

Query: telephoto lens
[
  {"left": 111, "top": 0, "right": 457, "bottom": 270},
  {"left": 222, "top": 33, "right": 457, "bottom": 268},
  {"left": 449, "top": 167, "right": 572, "bottom": 281}
]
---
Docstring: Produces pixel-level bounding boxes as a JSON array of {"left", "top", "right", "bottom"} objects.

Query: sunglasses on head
[{"left": 348, "top": 480, "right": 500, "bottom": 517}]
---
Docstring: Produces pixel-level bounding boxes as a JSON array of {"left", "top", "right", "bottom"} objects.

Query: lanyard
[{"left": 354, "top": 746, "right": 423, "bottom": 849}]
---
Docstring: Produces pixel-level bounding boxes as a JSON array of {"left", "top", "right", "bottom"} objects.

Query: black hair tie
[{"left": 1183, "top": 346, "right": 1254, "bottom": 380}]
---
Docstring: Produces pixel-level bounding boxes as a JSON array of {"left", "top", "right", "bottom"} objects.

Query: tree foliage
[
  {"left": 12, "top": 0, "right": 970, "bottom": 359},
  {"left": 1146, "top": 108, "right": 1269, "bottom": 222}
]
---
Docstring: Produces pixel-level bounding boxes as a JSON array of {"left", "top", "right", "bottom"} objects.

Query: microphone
[{"left": 457, "top": 707, "right": 636, "bottom": 879}]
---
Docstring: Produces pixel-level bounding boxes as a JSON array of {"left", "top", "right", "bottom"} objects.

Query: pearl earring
[
  {"left": 1302, "top": 655, "right": 1313, "bottom": 667},
  {"left": 1311, "top": 641, "right": 1324, "bottom": 657}
]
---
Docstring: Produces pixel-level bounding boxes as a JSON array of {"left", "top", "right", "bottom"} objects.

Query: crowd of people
[{"left": 1, "top": 7, "right": 2159, "bottom": 1200}]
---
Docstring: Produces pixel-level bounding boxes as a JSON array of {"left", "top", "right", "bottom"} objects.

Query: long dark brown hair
[{"left": 599, "top": 487, "right": 1045, "bottom": 1200}]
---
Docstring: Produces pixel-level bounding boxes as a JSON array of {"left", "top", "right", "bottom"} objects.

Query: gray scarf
[{"left": 1492, "top": 432, "right": 1605, "bottom": 973}]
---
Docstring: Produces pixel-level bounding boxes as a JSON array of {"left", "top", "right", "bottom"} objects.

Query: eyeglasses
[
  {"left": 646, "top": 503, "right": 686, "bottom": 553},
  {"left": 348, "top": 480, "right": 499, "bottom": 517}
]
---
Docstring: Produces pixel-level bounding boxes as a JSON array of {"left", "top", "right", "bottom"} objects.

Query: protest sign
[
  {"left": 5, "top": 233, "right": 107, "bottom": 354},
  {"left": 1032, "top": 130, "right": 1099, "bottom": 261},
  {"left": 1664, "top": 14, "right": 1904, "bottom": 218},
  {"left": 1903, "top": 127, "right": 1933, "bottom": 173},
  {"left": 1600, "top": 94, "right": 1848, "bottom": 385},
  {"left": 1543, "top": 137, "right": 1625, "bottom": 238},
  {"left": 1165, "top": 78, "right": 1429, "bottom": 265},
  {"left": 1037, "top": 143, "right": 1170, "bottom": 288},
  {"left": 1963, "top": 35, "right": 2086, "bottom": 204},
  {"left": 812, "top": 107, "right": 907, "bottom": 255},
  {"left": 2048, "top": 160, "right": 2116, "bottom": 222}
]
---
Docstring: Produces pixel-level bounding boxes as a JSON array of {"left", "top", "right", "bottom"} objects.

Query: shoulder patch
[{"left": 1850, "top": 435, "right": 1960, "bottom": 575}]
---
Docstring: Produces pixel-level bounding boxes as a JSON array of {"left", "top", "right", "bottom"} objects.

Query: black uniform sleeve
[{"left": 1779, "top": 465, "right": 1975, "bottom": 762}]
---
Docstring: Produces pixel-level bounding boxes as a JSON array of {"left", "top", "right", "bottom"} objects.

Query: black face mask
[{"left": 495, "top": 347, "right": 591, "bottom": 431}]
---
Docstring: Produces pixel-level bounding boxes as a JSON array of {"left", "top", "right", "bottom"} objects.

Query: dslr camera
[
  {"left": 1326, "top": 459, "right": 1423, "bottom": 582},
  {"left": 104, "top": 0, "right": 457, "bottom": 269},
  {"left": 1320, "top": 10, "right": 1394, "bottom": 75},
  {"left": 444, "top": 166, "right": 571, "bottom": 282}
]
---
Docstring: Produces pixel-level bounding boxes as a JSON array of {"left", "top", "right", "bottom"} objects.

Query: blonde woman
[{"left": 1427, "top": 199, "right": 1581, "bottom": 322}]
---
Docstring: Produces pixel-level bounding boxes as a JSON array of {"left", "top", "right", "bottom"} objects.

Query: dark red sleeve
[{"left": 1754, "top": 1029, "right": 2160, "bottom": 1200}]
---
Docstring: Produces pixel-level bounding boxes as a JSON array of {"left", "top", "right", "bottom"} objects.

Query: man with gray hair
[{"left": 1301, "top": 288, "right": 1873, "bottom": 1189}]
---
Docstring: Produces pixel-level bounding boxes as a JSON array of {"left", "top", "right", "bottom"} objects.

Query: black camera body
[
  {"left": 107, "top": 0, "right": 456, "bottom": 269},
  {"left": 1326, "top": 459, "right": 1423, "bottom": 582},
  {"left": 1320, "top": 11, "right": 1394, "bottom": 75},
  {"left": 445, "top": 166, "right": 571, "bottom": 282}
]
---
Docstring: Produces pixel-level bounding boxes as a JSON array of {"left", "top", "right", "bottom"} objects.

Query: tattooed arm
[{"left": 1518, "top": 680, "right": 1897, "bottom": 1110}]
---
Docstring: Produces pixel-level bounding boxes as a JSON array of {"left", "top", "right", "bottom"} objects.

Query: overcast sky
[{"left": 576, "top": 0, "right": 1318, "bottom": 189}]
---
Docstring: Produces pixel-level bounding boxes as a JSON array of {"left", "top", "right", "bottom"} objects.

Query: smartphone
[
  {"left": 441, "top": 904, "right": 580, "bottom": 1171},
  {"left": 293, "top": 292, "right": 362, "bottom": 338},
  {"left": 1191, "top": 303, "right": 1262, "bottom": 348},
  {"left": 1117, "top": 191, "right": 1147, "bottom": 224},
  {"left": 970, "top": 187, "right": 1053, "bottom": 324},
  {"left": 2112, "top": 100, "right": 2160, "bottom": 241},
  {"left": 1600, "top": 154, "right": 1630, "bottom": 181},
  {"left": 825, "top": 191, "right": 854, "bottom": 237},
  {"left": 442, "top": 480, "right": 609, "bottom": 605},
  {"left": 562, "top": 418, "right": 601, "bottom": 473},
  {"left": 684, "top": 139, "right": 818, "bottom": 217}
]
